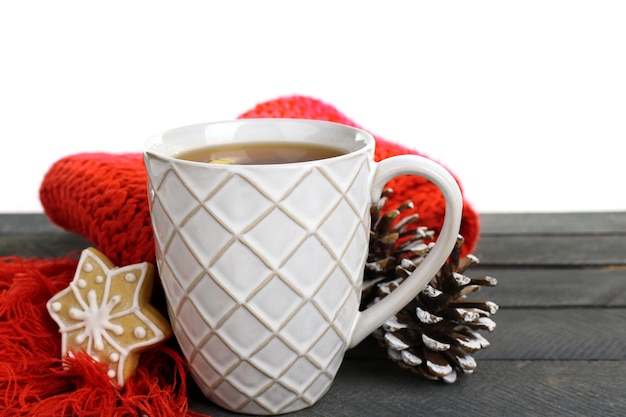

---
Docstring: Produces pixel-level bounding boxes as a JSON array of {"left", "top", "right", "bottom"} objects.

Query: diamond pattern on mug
[
  {"left": 254, "top": 383, "right": 299, "bottom": 414},
  {"left": 148, "top": 197, "right": 176, "bottom": 250},
  {"left": 164, "top": 233, "right": 204, "bottom": 291},
  {"left": 243, "top": 207, "right": 308, "bottom": 268},
  {"left": 206, "top": 174, "right": 273, "bottom": 235},
  {"left": 158, "top": 261, "right": 185, "bottom": 314},
  {"left": 172, "top": 162, "right": 232, "bottom": 202},
  {"left": 341, "top": 227, "right": 370, "bottom": 282},
  {"left": 247, "top": 277, "right": 302, "bottom": 332},
  {"left": 144, "top": 156, "right": 171, "bottom": 182},
  {"left": 302, "top": 373, "right": 333, "bottom": 404},
  {"left": 210, "top": 240, "right": 273, "bottom": 302},
  {"left": 279, "top": 356, "right": 320, "bottom": 395},
  {"left": 176, "top": 299, "right": 211, "bottom": 348},
  {"left": 307, "top": 327, "right": 344, "bottom": 370},
  {"left": 170, "top": 319, "right": 194, "bottom": 362},
  {"left": 335, "top": 290, "right": 361, "bottom": 335},
  {"left": 333, "top": 288, "right": 361, "bottom": 332},
  {"left": 180, "top": 207, "right": 234, "bottom": 266},
  {"left": 218, "top": 307, "right": 273, "bottom": 358},
  {"left": 212, "top": 381, "right": 249, "bottom": 411},
  {"left": 240, "top": 401, "right": 275, "bottom": 416},
  {"left": 156, "top": 169, "right": 202, "bottom": 226},
  {"left": 226, "top": 361, "right": 271, "bottom": 397},
  {"left": 331, "top": 158, "right": 371, "bottom": 219},
  {"left": 249, "top": 337, "right": 299, "bottom": 379},
  {"left": 188, "top": 273, "right": 237, "bottom": 329},
  {"left": 317, "top": 153, "right": 367, "bottom": 193},
  {"left": 201, "top": 335, "right": 242, "bottom": 383},
  {"left": 317, "top": 198, "right": 361, "bottom": 258},
  {"left": 244, "top": 165, "right": 311, "bottom": 201},
  {"left": 312, "top": 267, "right": 355, "bottom": 325},
  {"left": 280, "top": 168, "right": 343, "bottom": 227},
  {"left": 280, "top": 236, "right": 336, "bottom": 299},
  {"left": 189, "top": 349, "right": 222, "bottom": 388},
  {"left": 280, "top": 302, "right": 329, "bottom": 355},
  {"left": 327, "top": 352, "right": 345, "bottom": 384}
]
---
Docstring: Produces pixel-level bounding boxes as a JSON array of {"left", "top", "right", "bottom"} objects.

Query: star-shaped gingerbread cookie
[{"left": 47, "top": 247, "right": 172, "bottom": 387}]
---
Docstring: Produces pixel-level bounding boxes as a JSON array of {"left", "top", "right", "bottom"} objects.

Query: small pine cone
[{"left": 364, "top": 189, "right": 498, "bottom": 383}]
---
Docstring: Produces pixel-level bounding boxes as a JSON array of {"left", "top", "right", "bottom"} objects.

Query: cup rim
[{"left": 144, "top": 118, "right": 375, "bottom": 167}]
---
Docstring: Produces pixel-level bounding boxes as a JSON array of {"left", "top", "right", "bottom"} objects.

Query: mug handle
[{"left": 348, "top": 155, "right": 464, "bottom": 348}]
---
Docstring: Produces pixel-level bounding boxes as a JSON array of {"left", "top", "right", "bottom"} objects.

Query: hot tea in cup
[{"left": 175, "top": 142, "right": 346, "bottom": 165}]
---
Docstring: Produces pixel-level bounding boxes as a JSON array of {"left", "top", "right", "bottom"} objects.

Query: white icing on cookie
[
  {"left": 68, "top": 289, "right": 124, "bottom": 351},
  {"left": 134, "top": 326, "right": 147, "bottom": 339}
]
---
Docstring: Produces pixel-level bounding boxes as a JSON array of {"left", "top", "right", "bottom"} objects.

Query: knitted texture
[
  {"left": 41, "top": 153, "right": 152, "bottom": 267},
  {"left": 0, "top": 256, "right": 206, "bottom": 417},
  {"left": 40, "top": 95, "right": 479, "bottom": 267}
]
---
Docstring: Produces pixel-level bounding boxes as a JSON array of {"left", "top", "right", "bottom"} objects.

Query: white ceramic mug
[{"left": 144, "top": 119, "right": 462, "bottom": 415}]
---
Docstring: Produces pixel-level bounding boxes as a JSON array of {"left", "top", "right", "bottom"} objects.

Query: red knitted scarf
[{"left": 1, "top": 96, "right": 479, "bottom": 416}]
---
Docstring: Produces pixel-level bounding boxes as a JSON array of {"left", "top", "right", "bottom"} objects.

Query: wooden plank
[
  {"left": 188, "top": 359, "right": 626, "bottom": 417},
  {"left": 0, "top": 233, "right": 91, "bottom": 259},
  {"left": 481, "top": 308, "right": 626, "bottom": 360},
  {"left": 479, "top": 212, "right": 626, "bottom": 235},
  {"left": 339, "top": 307, "right": 626, "bottom": 365},
  {"left": 0, "top": 213, "right": 63, "bottom": 234},
  {"left": 346, "top": 308, "right": 626, "bottom": 361},
  {"left": 468, "top": 267, "right": 626, "bottom": 308},
  {"left": 474, "top": 235, "right": 626, "bottom": 266},
  {"left": 0, "top": 215, "right": 92, "bottom": 258}
]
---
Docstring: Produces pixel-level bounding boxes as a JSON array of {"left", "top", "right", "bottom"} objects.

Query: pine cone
[{"left": 363, "top": 189, "right": 498, "bottom": 383}]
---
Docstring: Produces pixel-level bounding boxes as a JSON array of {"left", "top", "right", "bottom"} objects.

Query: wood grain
[
  {"left": 468, "top": 267, "right": 626, "bottom": 308},
  {"left": 188, "top": 359, "right": 626, "bottom": 417},
  {"left": 474, "top": 235, "right": 626, "bottom": 266},
  {"left": 0, "top": 233, "right": 91, "bottom": 258},
  {"left": 479, "top": 212, "right": 626, "bottom": 235}
]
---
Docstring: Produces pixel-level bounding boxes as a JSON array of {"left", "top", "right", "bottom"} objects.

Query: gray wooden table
[{"left": 2, "top": 212, "right": 625, "bottom": 416}]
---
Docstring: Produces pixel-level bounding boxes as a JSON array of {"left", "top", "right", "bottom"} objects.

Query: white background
[{"left": 1, "top": 1, "right": 624, "bottom": 213}]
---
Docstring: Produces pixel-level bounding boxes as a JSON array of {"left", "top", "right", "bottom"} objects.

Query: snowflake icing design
[{"left": 47, "top": 248, "right": 172, "bottom": 387}]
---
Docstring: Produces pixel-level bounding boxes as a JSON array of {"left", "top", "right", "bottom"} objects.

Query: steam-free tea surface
[{"left": 176, "top": 142, "right": 345, "bottom": 165}]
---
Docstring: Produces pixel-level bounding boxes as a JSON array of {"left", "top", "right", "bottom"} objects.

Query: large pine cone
[{"left": 362, "top": 189, "right": 498, "bottom": 383}]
